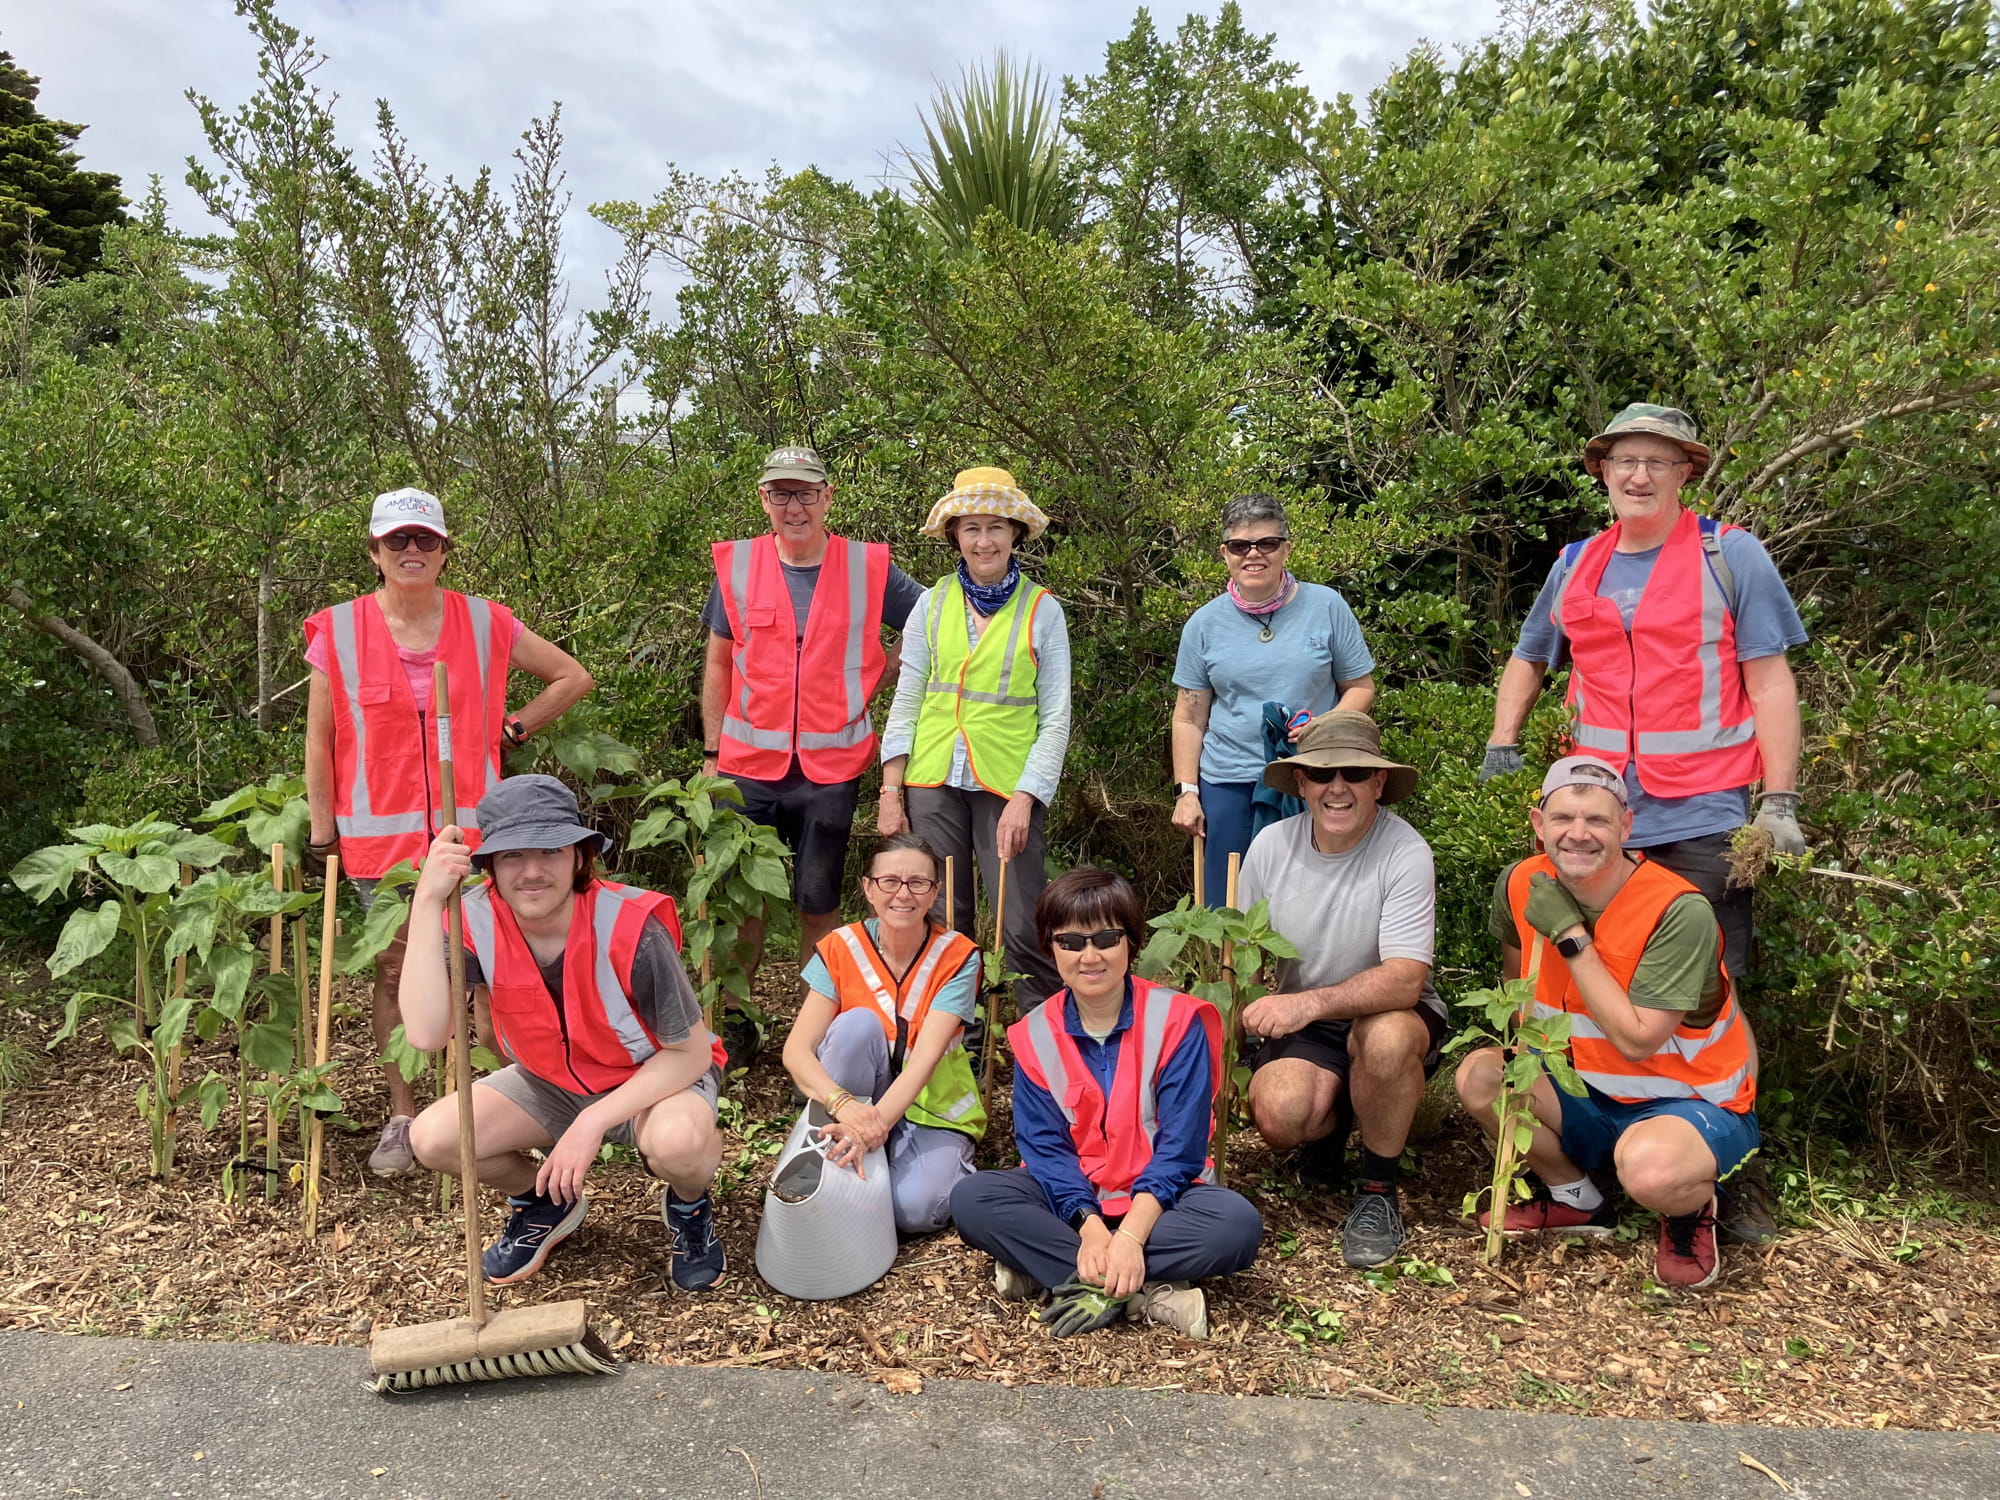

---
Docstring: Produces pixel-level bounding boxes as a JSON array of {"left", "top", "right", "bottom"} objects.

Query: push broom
[{"left": 368, "top": 661, "right": 617, "bottom": 1393}]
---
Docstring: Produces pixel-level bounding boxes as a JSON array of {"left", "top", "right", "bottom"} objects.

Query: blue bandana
[{"left": 957, "top": 558, "right": 1022, "bottom": 615}]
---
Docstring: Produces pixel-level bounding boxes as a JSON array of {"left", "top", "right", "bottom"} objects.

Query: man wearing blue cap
[{"left": 401, "top": 775, "right": 729, "bottom": 1291}]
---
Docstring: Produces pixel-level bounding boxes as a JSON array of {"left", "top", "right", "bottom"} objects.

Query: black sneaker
[
  {"left": 664, "top": 1191, "right": 727, "bottom": 1291},
  {"left": 719, "top": 1010, "right": 762, "bottom": 1072},
  {"left": 1340, "top": 1188, "right": 1406, "bottom": 1268},
  {"left": 481, "top": 1192, "right": 588, "bottom": 1285},
  {"left": 1718, "top": 1159, "right": 1779, "bottom": 1245}
]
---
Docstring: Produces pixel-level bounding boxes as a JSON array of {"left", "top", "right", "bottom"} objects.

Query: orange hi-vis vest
[
  {"left": 1506, "top": 854, "right": 1754, "bottom": 1113},
  {"left": 815, "top": 920, "right": 985, "bottom": 1137},
  {"left": 1557, "top": 506, "right": 1764, "bottom": 797},
  {"left": 1009, "top": 977, "right": 1224, "bottom": 1216},
  {"left": 711, "top": 534, "right": 890, "bottom": 783},
  {"left": 460, "top": 879, "right": 727, "bottom": 1095},
  {"left": 308, "top": 591, "right": 515, "bottom": 879}
]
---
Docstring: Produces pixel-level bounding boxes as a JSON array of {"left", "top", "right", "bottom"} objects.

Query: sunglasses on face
[
  {"left": 1298, "top": 765, "right": 1378, "bottom": 786},
  {"left": 1222, "top": 535, "right": 1288, "bottom": 557},
  {"left": 379, "top": 530, "right": 444, "bottom": 552},
  {"left": 864, "top": 874, "right": 938, "bottom": 896},
  {"left": 1050, "top": 928, "right": 1128, "bottom": 953}
]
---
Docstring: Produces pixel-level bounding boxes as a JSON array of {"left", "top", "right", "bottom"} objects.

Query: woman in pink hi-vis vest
[{"left": 302, "top": 488, "right": 593, "bottom": 1177}]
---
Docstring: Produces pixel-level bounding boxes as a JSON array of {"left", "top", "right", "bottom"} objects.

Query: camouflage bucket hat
[{"left": 1582, "top": 403, "right": 1712, "bottom": 479}]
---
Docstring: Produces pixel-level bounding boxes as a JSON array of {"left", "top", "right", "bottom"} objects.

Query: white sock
[{"left": 1548, "top": 1176, "right": 1605, "bottom": 1211}]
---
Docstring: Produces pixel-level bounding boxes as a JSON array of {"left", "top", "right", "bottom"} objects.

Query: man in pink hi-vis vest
[{"left": 1479, "top": 403, "right": 1808, "bottom": 1246}]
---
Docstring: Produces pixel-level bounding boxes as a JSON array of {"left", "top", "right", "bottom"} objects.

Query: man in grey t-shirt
[{"left": 1238, "top": 713, "right": 1444, "bottom": 1270}]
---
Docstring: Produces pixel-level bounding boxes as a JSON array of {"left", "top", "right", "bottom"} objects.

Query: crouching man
[
  {"left": 1456, "top": 757, "right": 1759, "bottom": 1288},
  {"left": 402, "top": 774, "right": 729, "bottom": 1292}
]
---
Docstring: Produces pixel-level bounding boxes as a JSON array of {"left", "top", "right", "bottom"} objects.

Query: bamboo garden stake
[
  {"left": 264, "top": 844, "right": 285, "bottom": 1203},
  {"left": 303, "top": 853, "right": 339, "bottom": 1236},
  {"left": 694, "top": 852, "right": 712, "bottom": 1036},
  {"left": 163, "top": 863, "right": 191, "bottom": 1169},
  {"left": 1217, "top": 852, "right": 1242, "bottom": 1179},
  {"left": 978, "top": 857, "right": 1010, "bottom": 1118},
  {"left": 943, "top": 854, "right": 955, "bottom": 930},
  {"left": 1193, "top": 834, "right": 1206, "bottom": 908}
]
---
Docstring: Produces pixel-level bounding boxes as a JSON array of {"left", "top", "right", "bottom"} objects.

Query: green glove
[
  {"left": 1525, "top": 871, "right": 1588, "bottom": 943},
  {"left": 1037, "top": 1278, "right": 1129, "bottom": 1338}
]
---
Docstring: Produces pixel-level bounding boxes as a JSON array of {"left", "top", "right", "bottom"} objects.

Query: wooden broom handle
[{"left": 433, "top": 661, "right": 485, "bottom": 1326}]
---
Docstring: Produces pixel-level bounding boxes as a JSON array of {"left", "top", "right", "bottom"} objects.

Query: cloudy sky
[{"left": 15, "top": 1, "right": 1499, "bottom": 272}]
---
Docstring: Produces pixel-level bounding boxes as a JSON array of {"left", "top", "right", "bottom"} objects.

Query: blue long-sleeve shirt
[{"left": 1011, "top": 980, "right": 1215, "bottom": 1224}]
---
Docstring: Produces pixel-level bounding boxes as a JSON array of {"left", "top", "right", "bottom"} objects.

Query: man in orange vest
[
  {"left": 700, "top": 446, "right": 925, "bottom": 1063},
  {"left": 1479, "top": 403, "right": 1805, "bottom": 1243},
  {"left": 1456, "top": 757, "right": 1760, "bottom": 1289},
  {"left": 401, "top": 775, "right": 729, "bottom": 1291}
]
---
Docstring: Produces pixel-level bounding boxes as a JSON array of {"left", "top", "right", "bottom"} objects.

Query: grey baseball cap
[
  {"left": 470, "top": 775, "right": 611, "bottom": 865},
  {"left": 369, "top": 486, "right": 448, "bottom": 538},
  {"left": 760, "top": 446, "right": 828, "bottom": 484},
  {"left": 1583, "top": 403, "right": 1711, "bottom": 478},
  {"left": 1538, "top": 755, "right": 1630, "bottom": 808}
]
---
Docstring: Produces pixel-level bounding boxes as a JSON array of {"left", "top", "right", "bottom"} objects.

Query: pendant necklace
[{"left": 1231, "top": 576, "right": 1293, "bottom": 643}]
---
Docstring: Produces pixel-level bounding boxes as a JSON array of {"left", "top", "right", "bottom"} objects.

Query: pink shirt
[{"left": 304, "top": 612, "right": 524, "bottom": 712}]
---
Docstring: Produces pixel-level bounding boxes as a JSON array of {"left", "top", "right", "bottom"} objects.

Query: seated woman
[
  {"left": 781, "top": 832, "right": 985, "bottom": 1235},
  {"left": 950, "top": 868, "right": 1263, "bottom": 1340}
]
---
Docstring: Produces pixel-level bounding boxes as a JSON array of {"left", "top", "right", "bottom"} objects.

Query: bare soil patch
[{"left": 2, "top": 977, "right": 1996, "bottom": 1430}]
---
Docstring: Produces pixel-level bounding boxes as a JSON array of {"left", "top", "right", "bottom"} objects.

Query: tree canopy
[{"left": 0, "top": 50, "right": 126, "bottom": 278}]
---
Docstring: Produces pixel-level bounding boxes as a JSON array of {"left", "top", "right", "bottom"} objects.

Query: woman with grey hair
[{"left": 1170, "top": 495, "right": 1376, "bottom": 904}]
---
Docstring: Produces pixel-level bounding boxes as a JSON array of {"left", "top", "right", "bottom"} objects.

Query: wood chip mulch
[{"left": 2, "top": 979, "right": 1997, "bottom": 1431}]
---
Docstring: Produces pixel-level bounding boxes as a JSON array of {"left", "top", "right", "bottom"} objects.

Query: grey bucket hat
[
  {"left": 470, "top": 774, "right": 612, "bottom": 866},
  {"left": 1582, "top": 403, "right": 1712, "bottom": 478}
]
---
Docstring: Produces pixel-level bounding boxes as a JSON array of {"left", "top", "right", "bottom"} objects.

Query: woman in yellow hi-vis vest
[{"left": 878, "top": 468, "right": 1071, "bottom": 1015}]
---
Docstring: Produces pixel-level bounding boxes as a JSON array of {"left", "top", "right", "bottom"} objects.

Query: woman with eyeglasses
[
  {"left": 1171, "top": 494, "right": 1376, "bottom": 905},
  {"left": 949, "top": 868, "right": 1262, "bottom": 1340},
  {"left": 782, "top": 832, "right": 985, "bottom": 1233},
  {"left": 303, "top": 488, "right": 593, "bottom": 1176}
]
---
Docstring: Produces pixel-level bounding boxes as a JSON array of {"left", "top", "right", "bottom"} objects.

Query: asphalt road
[{"left": 3, "top": 1330, "right": 1995, "bottom": 1499}]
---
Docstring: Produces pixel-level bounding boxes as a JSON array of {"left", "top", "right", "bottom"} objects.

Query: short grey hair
[{"left": 1219, "top": 494, "right": 1288, "bottom": 537}]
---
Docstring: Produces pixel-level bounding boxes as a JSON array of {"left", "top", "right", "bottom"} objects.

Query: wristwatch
[
  {"left": 1175, "top": 782, "right": 1200, "bottom": 798},
  {"left": 1555, "top": 930, "right": 1592, "bottom": 960},
  {"left": 502, "top": 716, "right": 528, "bottom": 747}
]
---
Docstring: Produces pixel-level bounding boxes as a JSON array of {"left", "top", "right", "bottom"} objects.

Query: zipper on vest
[
  {"left": 416, "top": 707, "right": 435, "bottom": 837},
  {"left": 551, "top": 980, "right": 591, "bottom": 1094}
]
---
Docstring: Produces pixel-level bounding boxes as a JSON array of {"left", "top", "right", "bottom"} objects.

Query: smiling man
[
  {"left": 1456, "top": 757, "right": 1759, "bottom": 1288},
  {"left": 1236, "top": 711, "right": 1444, "bottom": 1269},
  {"left": 700, "top": 446, "right": 926, "bottom": 1065}
]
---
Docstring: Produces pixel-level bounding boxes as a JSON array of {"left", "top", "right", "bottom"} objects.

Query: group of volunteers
[{"left": 299, "top": 400, "right": 1806, "bottom": 1340}]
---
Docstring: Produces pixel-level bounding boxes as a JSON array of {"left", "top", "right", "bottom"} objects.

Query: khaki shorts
[{"left": 480, "top": 1061, "right": 721, "bottom": 1152}]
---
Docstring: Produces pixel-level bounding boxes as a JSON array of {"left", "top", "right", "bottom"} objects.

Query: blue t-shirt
[
  {"left": 1173, "top": 582, "right": 1375, "bottom": 785},
  {"left": 799, "top": 920, "right": 979, "bottom": 1023},
  {"left": 1512, "top": 526, "right": 1808, "bottom": 846}
]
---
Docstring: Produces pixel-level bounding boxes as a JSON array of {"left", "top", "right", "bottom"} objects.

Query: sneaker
[
  {"left": 664, "top": 1192, "right": 727, "bottom": 1291},
  {"left": 719, "top": 1010, "right": 762, "bottom": 1072},
  {"left": 1341, "top": 1188, "right": 1407, "bottom": 1268},
  {"left": 1128, "top": 1280, "right": 1209, "bottom": 1339},
  {"left": 992, "top": 1260, "right": 1040, "bottom": 1301},
  {"left": 1656, "top": 1196, "right": 1721, "bottom": 1288},
  {"left": 1718, "top": 1160, "right": 1779, "bottom": 1245},
  {"left": 1479, "top": 1186, "right": 1619, "bottom": 1237},
  {"left": 481, "top": 1192, "right": 588, "bottom": 1285},
  {"left": 366, "top": 1116, "right": 417, "bottom": 1176}
]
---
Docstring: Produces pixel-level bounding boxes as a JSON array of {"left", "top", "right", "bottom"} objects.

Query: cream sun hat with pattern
[{"left": 919, "top": 467, "right": 1050, "bottom": 542}]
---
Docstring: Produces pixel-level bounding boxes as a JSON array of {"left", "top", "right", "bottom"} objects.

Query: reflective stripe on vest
[
  {"left": 820, "top": 921, "right": 985, "bottom": 1134},
  {"left": 314, "top": 591, "right": 513, "bottom": 876},
  {"left": 711, "top": 534, "right": 889, "bottom": 781},
  {"left": 1507, "top": 855, "right": 1754, "bottom": 1112},
  {"left": 1008, "top": 977, "right": 1224, "bottom": 1214},
  {"left": 906, "top": 573, "right": 1047, "bottom": 796},
  {"left": 1557, "top": 507, "right": 1764, "bottom": 798}
]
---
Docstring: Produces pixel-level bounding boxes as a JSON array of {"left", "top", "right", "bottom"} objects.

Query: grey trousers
[
  {"left": 905, "top": 784, "right": 1060, "bottom": 1016},
  {"left": 817, "top": 1008, "right": 975, "bottom": 1235}
]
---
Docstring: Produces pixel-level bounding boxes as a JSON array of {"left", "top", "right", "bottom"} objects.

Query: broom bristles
[{"left": 369, "top": 1334, "right": 620, "bottom": 1393}]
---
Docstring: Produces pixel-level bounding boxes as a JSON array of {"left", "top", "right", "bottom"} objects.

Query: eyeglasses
[
  {"left": 864, "top": 874, "right": 938, "bottom": 896},
  {"left": 762, "top": 485, "right": 829, "bottom": 510},
  {"left": 1222, "top": 535, "right": 1288, "bottom": 557},
  {"left": 1298, "top": 765, "right": 1378, "bottom": 785},
  {"left": 379, "top": 530, "right": 444, "bottom": 552},
  {"left": 1603, "top": 457, "right": 1688, "bottom": 478},
  {"left": 1050, "top": 928, "right": 1128, "bottom": 953}
]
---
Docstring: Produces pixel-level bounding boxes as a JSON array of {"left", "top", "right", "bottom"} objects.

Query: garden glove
[
  {"left": 1524, "top": 871, "right": 1589, "bottom": 943},
  {"left": 1479, "top": 743, "right": 1524, "bottom": 782},
  {"left": 302, "top": 837, "right": 339, "bottom": 885},
  {"left": 1038, "top": 1278, "right": 1129, "bottom": 1339},
  {"left": 1753, "top": 791, "right": 1807, "bottom": 857}
]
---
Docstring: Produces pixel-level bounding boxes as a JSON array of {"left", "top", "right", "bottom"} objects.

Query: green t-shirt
[{"left": 1488, "top": 862, "right": 1725, "bottom": 1028}]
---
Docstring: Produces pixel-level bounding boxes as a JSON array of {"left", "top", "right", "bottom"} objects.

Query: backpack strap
[{"left": 1697, "top": 514, "right": 1739, "bottom": 616}]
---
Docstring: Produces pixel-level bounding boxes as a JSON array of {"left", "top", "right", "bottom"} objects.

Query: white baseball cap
[{"left": 369, "top": 487, "right": 448, "bottom": 539}]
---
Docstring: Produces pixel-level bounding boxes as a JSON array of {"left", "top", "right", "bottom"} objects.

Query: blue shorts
[{"left": 1557, "top": 1084, "right": 1760, "bottom": 1183}]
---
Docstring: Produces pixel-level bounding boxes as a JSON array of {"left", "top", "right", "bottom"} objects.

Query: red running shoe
[
  {"left": 1655, "top": 1195, "right": 1721, "bottom": 1288},
  {"left": 1479, "top": 1186, "right": 1618, "bottom": 1237}
]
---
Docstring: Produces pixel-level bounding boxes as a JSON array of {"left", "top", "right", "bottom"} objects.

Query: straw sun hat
[{"left": 919, "top": 467, "right": 1050, "bottom": 542}]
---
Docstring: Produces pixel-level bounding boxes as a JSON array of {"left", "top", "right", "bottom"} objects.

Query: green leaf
[
  {"left": 159, "top": 831, "right": 236, "bottom": 870},
  {"left": 95, "top": 852, "right": 179, "bottom": 893},
  {"left": 240, "top": 1021, "right": 294, "bottom": 1074},
  {"left": 8, "top": 844, "right": 98, "bottom": 903},
  {"left": 741, "top": 853, "right": 792, "bottom": 902},
  {"left": 48, "top": 899, "right": 124, "bottom": 978},
  {"left": 105, "top": 1012, "right": 144, "bottom": 1054},
  {"left": 154, "top": 993, "right": 196, "bottom": 1053},
  {"left": 470, "top": 1045, "right": 504, "bottom": 1073},
  {"left": 198, "top": 1071, "right": 229, "bottom": 1130},
  {"left": 242, "top": 802, "right": 310, "bottom": 862},
  {"left": 339, "top": 890, "right": 412, "bottom": 973},
  {"left": 205, "top": 943, "right": 256, "bottom": 1023},
  {"left": 381, "top": 1023, "right": 432, "bottom": 1084},
  {"left": 51, "top": 990, "right": 116, "bottom": 1047}
]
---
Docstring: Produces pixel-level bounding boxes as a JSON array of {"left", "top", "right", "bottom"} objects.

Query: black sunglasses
[
  {"left": 379, "top": 530, "right": 444, "bottom": 552},
  {"left": 1050, "top": 928, "right": 1128, "bottom": 953},
  {"left": 1298, "top": 765, "right": 1378, "bottom": 785},
  {"left": 1222, "top": 535, "right": 1288, "bottom": 557}
]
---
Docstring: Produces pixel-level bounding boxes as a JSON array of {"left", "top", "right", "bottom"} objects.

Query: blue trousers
[
  {"left": 1199, "top": 778, "right": 1258, "bottom": 907},
  {"left": 949, "top": 1167, "right": 1263, "bottom": 1292}
]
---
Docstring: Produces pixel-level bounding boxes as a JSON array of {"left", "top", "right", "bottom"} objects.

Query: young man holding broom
[{"left": 402, "top": 774, "right": 729, "bottom": 1291}]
